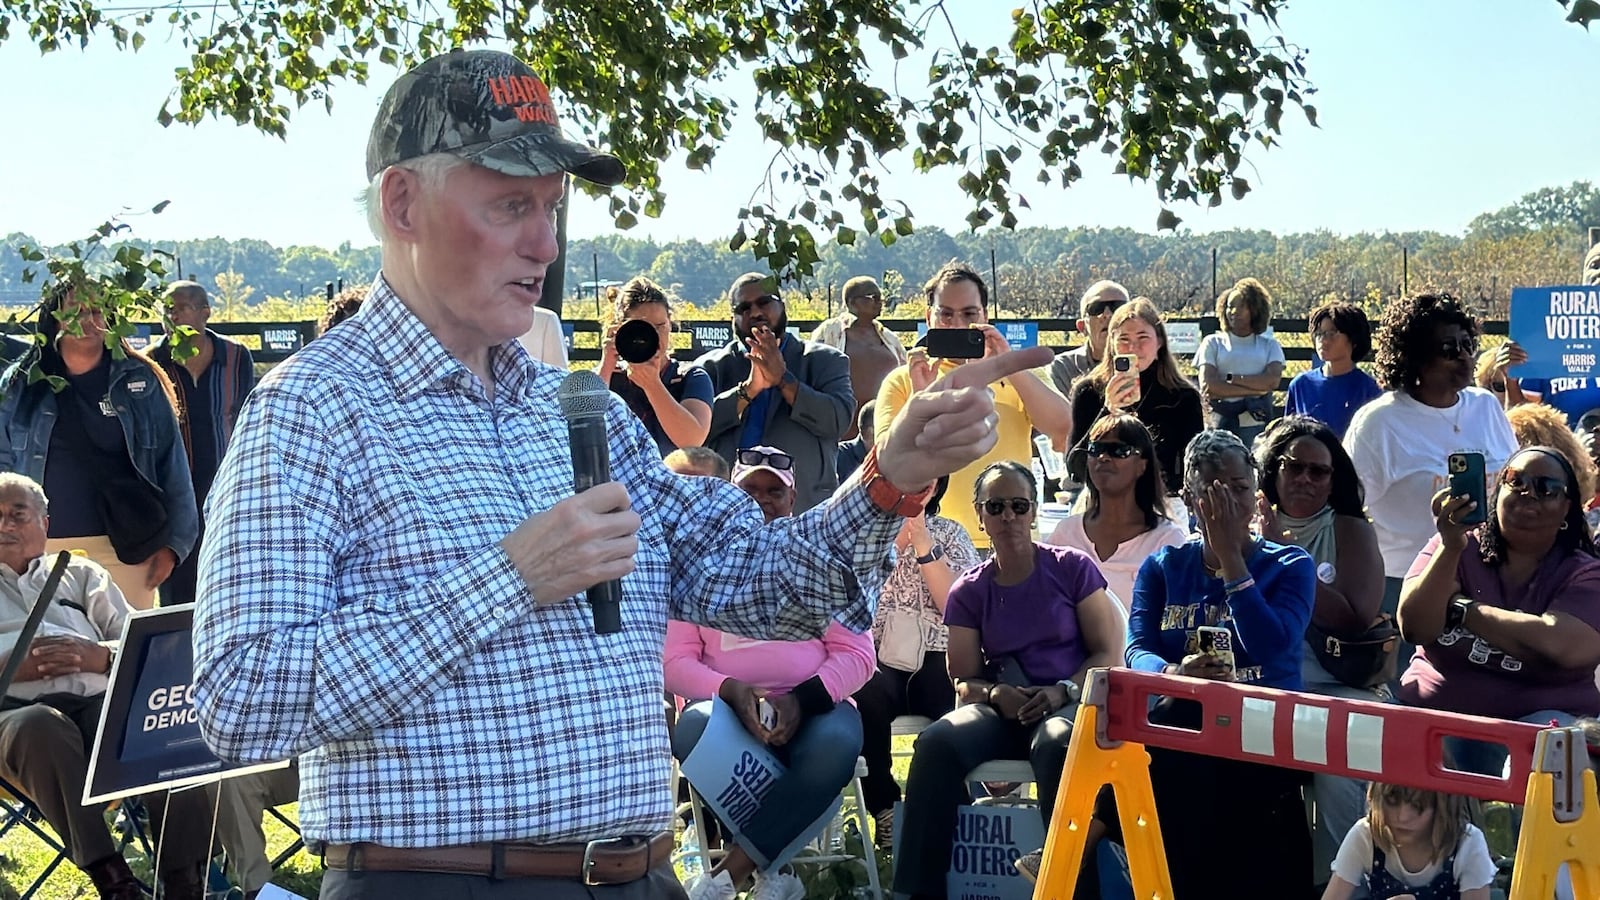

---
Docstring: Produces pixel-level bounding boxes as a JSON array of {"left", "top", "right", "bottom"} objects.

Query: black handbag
[
  {"left": 1306, "top": 613, "right": 1399, "bottom": 689},
  {"left": 95, "top": 474, "right": 172, "bottom": 565}
]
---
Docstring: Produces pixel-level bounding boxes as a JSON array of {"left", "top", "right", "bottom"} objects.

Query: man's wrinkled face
[{"left": 0, "top": 486, "right": 46, "bottom": 574}]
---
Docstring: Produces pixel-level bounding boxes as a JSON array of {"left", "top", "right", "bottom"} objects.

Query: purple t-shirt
[
  {"left": 944, "top": 544, "right": 1109, "bottom": 684},
  {"left": 1400, "top": 534, "right": 1600, "bottom": 720}
]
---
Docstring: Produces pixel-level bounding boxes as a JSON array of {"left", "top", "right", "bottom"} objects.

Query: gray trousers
[
  {"left": 320, "top": 864, "right": 688, "bottom": 900},
  {"left": 212, "top": 762, "right": 301, "bottom": 891}
]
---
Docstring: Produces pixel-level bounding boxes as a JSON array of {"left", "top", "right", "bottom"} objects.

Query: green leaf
[{"left": 1155, "top": 208, "right": 1182, "bottom": 230}]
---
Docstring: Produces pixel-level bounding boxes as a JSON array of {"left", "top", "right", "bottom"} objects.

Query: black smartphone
[
  {"left": 1447, "top": 452, "right": 1488, "bottom": 526},
  {"left": 925, "top": 327, "right": 985, "bottom": 359}
]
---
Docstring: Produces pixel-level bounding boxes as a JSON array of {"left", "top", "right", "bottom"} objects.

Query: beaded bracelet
[{"left": 1224, "top": 576, "right": 1256, "bottom": 594}]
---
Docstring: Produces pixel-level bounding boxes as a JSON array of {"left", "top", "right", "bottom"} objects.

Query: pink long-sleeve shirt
[{"left": 663, "top": 619, "right": 877, "bottom": 703}]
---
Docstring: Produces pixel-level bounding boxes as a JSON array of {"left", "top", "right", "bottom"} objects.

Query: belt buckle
[{"left": 582, "top": 836, "right": 630, "bottom": 886}]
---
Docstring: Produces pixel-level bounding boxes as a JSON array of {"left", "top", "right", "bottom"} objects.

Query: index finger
[{"left": 935, "top": 346, "right": 1054, "bottom": 391}]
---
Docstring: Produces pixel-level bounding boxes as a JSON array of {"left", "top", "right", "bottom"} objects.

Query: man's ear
[
  {"left": 380, "top": 168, "right": 423, "bottom": 240},
  {"left": 1076, "top": 319, "right": 1088, "bottom": 335}
]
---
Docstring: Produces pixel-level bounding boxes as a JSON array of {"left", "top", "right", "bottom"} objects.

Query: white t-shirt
[
  {"left": 1330, "top": 819, "right": 1496, "bottom": 892},
  {"left": 1193, "top": 331, "right": 1286, "bottom": 377},
  {"left": 1344, "top": 389, "right": 1517, "bottom": 578},
  {"left": 1044, "top": 514, "right": 1188, "bottom": 612}
]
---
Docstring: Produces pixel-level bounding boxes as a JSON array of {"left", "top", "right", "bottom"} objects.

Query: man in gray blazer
[{"left": 698, "top": 273, "right": 854, "bottom": 512}]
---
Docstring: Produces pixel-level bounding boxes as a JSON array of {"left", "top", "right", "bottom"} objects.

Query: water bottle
[{"left": 679, "top": 827, "right": 703, "bottom": 878}]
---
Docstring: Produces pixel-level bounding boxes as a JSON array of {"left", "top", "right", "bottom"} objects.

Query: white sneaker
[
  {"left": 748, "top": 870, "right": 806, "bottom": 900},
  {"left": 684, "top": 870, "right": 738, "bottom": 900}
]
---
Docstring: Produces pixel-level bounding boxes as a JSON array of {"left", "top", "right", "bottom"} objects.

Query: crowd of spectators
[{"left": 3, "top": 240, "right": 1599, "bottom": 900}]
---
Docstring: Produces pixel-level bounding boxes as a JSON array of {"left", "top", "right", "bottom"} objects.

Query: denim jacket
[{"left": 0, "top": 349, "right": 199, "bottom": 562}]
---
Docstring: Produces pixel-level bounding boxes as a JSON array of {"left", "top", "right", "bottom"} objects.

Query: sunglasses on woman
[
  {"left": 736, "top": 448, "right": 794, "bottom": 470},
  {"left": 1085, "top": 441, "right": 1139, "bottom": 460},
  {"left": 980, "top": 498, "right": 1034, "bottom": 517},
  {"left": 1437, "top": 336, "right": 1478, "bottom": 360},
  {"left": 1279, "top": 459, "right": 1333, "bottom": 482},
  {"left": 1499, "top": 471, "right": 1567, "bottom": 500}
]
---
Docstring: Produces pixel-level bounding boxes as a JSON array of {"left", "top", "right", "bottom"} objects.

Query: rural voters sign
[
  {"left": 892, "top": 801, "right": 1045, "bottom": 900},
  {"left": 84, "top": 605, "right": 288, "bottom": 804},
  {"left": 1510, "top": 285, "right": 1600, "bottom": 380},
  {"left": 680, "top": 698, "right": 840, "bottom": 869},
  {"left": 995, "top": 322, "right": 1039, "bottom": 349}
]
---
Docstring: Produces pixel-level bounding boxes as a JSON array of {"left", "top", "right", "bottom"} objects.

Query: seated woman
[
  {"left": 1254, "top": 415, "right": 1387, "bottom": 888},
  {"left": 1098, "top": 429, "right": 1317, "bottom": 897},
  {"left": 892, "top": 461, "right": 1124, "bottom": 899},
  {"left": 1398, "top": 446, "right": 1600, "bottom": 776},
  {"left": 668, "top": 448, "right": 876, "bottom": 900},
  {"left": 1045, "top": 414, "right": 1186, "bottom": 611},
  {"left": 852, "top": 476, "right": 981, "bottom": 849}
]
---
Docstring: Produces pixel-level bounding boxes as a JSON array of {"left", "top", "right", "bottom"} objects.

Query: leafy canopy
[{"left": 1, "top": 0, "right": 1594, "bottom": 283}]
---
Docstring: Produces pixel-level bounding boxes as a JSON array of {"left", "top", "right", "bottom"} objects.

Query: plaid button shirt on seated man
[{"left": 189, "top": 47, "right": 1055, "bottom": 900}]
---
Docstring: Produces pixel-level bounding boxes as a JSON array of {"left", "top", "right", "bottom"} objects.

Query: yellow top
[{"left": 874, "top": 357, "right": 1043, "bottom": 549}]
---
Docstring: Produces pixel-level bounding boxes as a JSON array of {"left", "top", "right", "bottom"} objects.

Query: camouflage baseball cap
[{"left": 365, "top": 48, "right": 625, "bottom": 185}]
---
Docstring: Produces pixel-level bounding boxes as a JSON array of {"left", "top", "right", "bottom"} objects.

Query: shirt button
[{"left": 493, "top": 606, "right": 512, "bottom": 621}]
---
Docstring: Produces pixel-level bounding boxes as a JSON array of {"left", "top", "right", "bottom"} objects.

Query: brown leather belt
[{"left": 322, "top": 830, "right": 674, "bottom": 885}]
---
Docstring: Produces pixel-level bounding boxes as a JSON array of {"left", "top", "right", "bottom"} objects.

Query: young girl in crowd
[{"left": 1322, "top": 782, "right": 1495, "bottom": 900}]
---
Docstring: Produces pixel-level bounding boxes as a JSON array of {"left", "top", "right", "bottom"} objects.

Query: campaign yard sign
[
  {"left": 995, "top": 322, "right": 1039, "bottom": 349},
  {"left": 85, "top": 605, "right": 289, "bottom": 804},
  {"left": 680, "top": 698, "right": 840, "bottom": 870},
  {"left": 1509, "top": 285, "right": 1600, "bottom": 380},
  {"left": 892, "top": 801, "right": 1045, "bottom": 900}
]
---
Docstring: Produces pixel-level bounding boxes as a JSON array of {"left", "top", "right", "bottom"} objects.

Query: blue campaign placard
[
  {"left": 560, "top": 322, "right": 575, "bottom": 352},
  {"left": 996, "top": 322, "right": 1039, "bottom": 349},
  {"left": 85, "top": 605, "right": 289, "bottom": 803},
  {"left": 680, "top": 698, "right": 840, "bottom": 869},
  {"left": 1509, "top": 285, "right": 1600, "bottom": 380}
]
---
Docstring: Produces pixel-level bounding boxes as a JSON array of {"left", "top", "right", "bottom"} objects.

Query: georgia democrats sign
[{"left": 84, "top": 605, "right": 289, "bottom": 804}]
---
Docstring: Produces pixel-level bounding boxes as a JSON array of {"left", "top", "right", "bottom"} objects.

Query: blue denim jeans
[{"left": 671, "top": 700, "right": 862, "bottom": 869}]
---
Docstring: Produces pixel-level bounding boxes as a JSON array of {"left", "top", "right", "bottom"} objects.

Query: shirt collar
[{"left": 366, "top": 275, "right": 539, "bottom": 403}]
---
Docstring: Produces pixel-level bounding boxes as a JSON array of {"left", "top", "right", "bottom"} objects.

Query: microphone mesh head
[{"left": 557, "top": 370, "right": 611, "bottom": 419}]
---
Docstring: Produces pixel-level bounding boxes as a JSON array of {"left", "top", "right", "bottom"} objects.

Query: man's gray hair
[
  {"left": 361, "top": 153, "right": 468, "bottom": 243},
  {"left": 0, "top": 473, "right": 48, "bottom": 516},
  {"left": 164, "top": 280, "right": 209, "bottom": 307},
  {"left": 1183, "top": 428, "right": 1254, "bottom": 492},
  {"left": 1078, "top": 280, "right": 1129, "bottom": 316}
]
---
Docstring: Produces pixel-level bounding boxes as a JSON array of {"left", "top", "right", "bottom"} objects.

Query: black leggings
[{"left": 851, "top": 653, "right": 956, "bottom": 815}]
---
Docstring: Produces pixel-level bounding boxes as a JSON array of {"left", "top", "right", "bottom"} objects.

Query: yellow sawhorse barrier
[
  {"left": 1511, "top": 727, "right": 1599, "bottom": 900},
  {"left": 1030, "top": 697, "right": 1172, "bottom": 900},
  {"left": 1031, "top": 671, "right": 1599, "bottom": 900}
]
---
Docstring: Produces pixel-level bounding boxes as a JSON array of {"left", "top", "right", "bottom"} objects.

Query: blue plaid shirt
[{"left": 192, "top": 277, "right": 898, "bottom": 848}]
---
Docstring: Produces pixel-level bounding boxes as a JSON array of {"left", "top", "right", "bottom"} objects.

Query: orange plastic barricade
[{"left": 1031, "top": 667, "right": 1600, "bottom": 900}]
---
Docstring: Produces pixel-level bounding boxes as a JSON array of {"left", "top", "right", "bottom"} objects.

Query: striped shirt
[{"left": 192, "top": 277, "right": 898, "bottom": 848}]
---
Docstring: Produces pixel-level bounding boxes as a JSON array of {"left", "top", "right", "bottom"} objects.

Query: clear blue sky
[{"left": 0, "top": 0, "right": 1594, "bottom": 250}]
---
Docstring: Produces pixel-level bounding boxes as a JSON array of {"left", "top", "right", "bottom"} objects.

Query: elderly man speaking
[{"left": 191, "top": 48, "right": 1050, "bottom": 900}]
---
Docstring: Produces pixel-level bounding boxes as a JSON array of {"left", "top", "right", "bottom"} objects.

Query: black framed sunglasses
[
  {"left": 980, "top": 497, "right": 1034, "bottom": 517},
  {"left": 1084, "top": 300, "right": 1123, "bottom": 318},
  {"left": 1438, "top": 336, "right": 1478, "bottom": 360},
  {"left": 1280, "top": 459, "right": 1334, "bottom": 482},
  {"left": 1500, "top": 471, "right": 1567, "bottom": 500},
  {"left": 1085, "top": 441, "right": 1139, "bottom": 460},
  {"left": 733, "top": 295, "right": 782, "bottom": 316},
  {"left": 736, "top": 448, "right": 794, "bottom": 470}
]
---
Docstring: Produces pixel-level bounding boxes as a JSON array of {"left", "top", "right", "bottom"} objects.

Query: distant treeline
[{"left": 2, "top": 181, "right": 1595, "bottom": 321}]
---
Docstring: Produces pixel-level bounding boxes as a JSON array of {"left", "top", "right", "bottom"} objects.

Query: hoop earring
[{"left": 1560, "top": 520, "right": 1570, "bottom": 531}]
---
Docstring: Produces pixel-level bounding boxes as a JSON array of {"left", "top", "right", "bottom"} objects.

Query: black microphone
[{"left": 556, "top": 370, "right": 622, "bottom": 634}]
